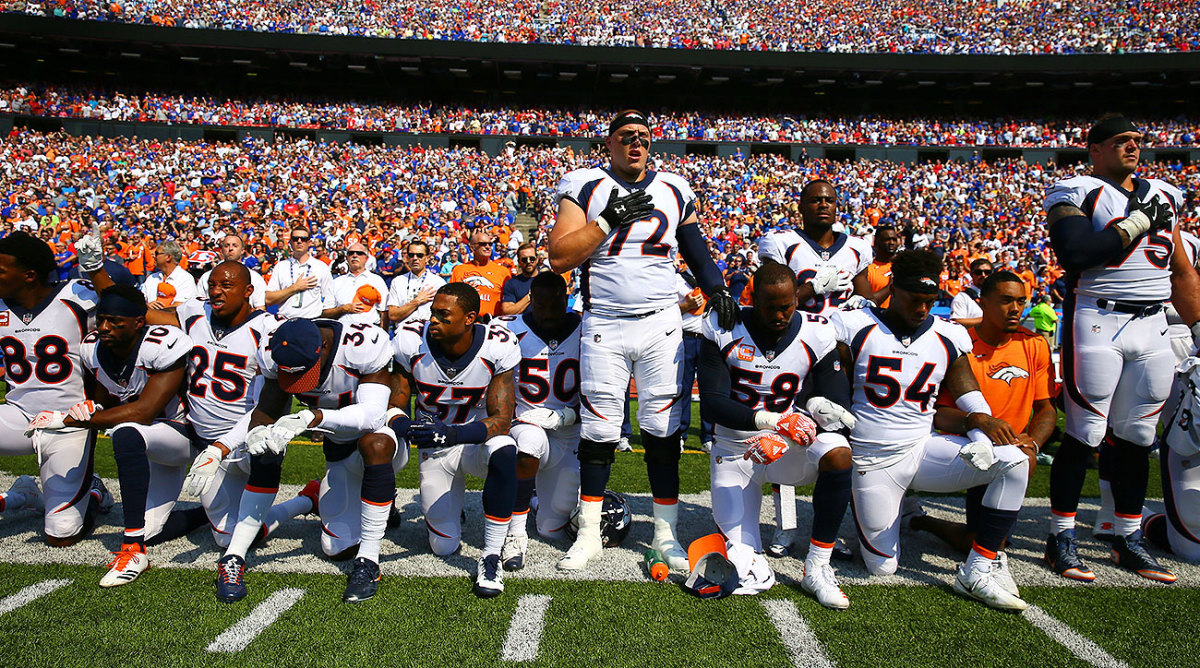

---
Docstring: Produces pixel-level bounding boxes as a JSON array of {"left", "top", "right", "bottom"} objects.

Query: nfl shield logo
[
  {"left": 764, "top": 350, "right": 776, "bottom": 362},
  {"left": 820, "top": 252, "right": 830, "bottom": 260},
  {"left": 1092, "top": 325, "right": 1101, "bottom": 333},
  {"left": 548, "top": 339, "right": 559, "bottom": 350},
  {"left": 20, "top": 312, "right": 32, "bottom": 325},
  {"left": 594, "top": 334, "right": 601, "bottom": 343}
]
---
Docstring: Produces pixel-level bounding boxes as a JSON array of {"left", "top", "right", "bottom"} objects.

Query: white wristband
[
  {"left": 754, "top": 411, "right": 783, "bottom": 431},
  {"left": 594, "top": 216, "right": 612, "bottom": 235},
  {"left": 1115, "top": 210, "right": 1152, "bottom": 243},
  {"left": 955, "top": 390, "right": 992, "bottom": 416}
]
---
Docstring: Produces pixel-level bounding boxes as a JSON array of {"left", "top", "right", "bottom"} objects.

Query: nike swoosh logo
[
  {"left": 666, "top": 329, "right": 676, "bottom": 336},
  {"left": 372, "top": 335, "right": 379, "bottom": 344},
  {"left": 201, "top": 457, "right": 214, "bottom": 467},
  {"left": 1161, "top": 329, "right": 1169, "bottom": 336},
  {"left": 166, "top": 341, "right": 177, "bottom": 350}
]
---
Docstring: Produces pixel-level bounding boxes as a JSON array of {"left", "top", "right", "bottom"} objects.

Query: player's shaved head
[
  {"left": 213, "top": 260, "right": 251, "bottom": 286},
  {"left": 752, "top": 262, "right": 796, "bottom": 334},
  {"left": 439, "top": 282, "right": 481, "bottom": 316},
  {"left": 753, "top": 261, "right": 796, "bottom": 295},
  {"left": 800, "top": 179, "right": 837, "bottom": 200}
]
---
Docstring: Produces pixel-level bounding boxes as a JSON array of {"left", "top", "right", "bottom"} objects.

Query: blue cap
[{"left": 269, "top": 319, "right": 323, "bottom": 393}]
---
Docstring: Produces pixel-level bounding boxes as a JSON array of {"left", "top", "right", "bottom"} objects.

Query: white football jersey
[
  {"left": 178, "top": 300, "right": 283, "bottom": 441},
  {"left": 0, "top": 279, "right": 98, "bottom": 417},
  {"left": 701, "top": 308, "right": 838, "bottom": 443},
  {"left": 556, "top": 167, "right": 698, "bottom": 316},
  {"left": 260, "top": 320, "right": 391, "bottom": 435},
  {"left": 832, "top": 308, "right": 972, "bottom": 468},
  {"left": 495, "top": 312, "right": 582, "bottom": 414},
  {"left": 393, "top": 320, "right": 521, "bottom": 426},
  {"left": 80, "top": 324, "right": 190, "bottom": 421},
  {"left": 759, "top": 230, "right": 873, "bottom": 315},
  {"left": 1044, "top": 175, "right": 1184, "bottom": 301}
]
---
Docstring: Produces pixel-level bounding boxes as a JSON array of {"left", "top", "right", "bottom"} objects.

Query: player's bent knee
[
  {"left": 516, "top": 452, "right": 540, "bottom": 479},
  {"left": 357, "top": 433, "right": 396, "bottom": 464},
  {"left": 642, "top": 433, "right": 681, "bottom": 466},
  {"left": 862, "top": 551, "right": 898, "bottom": 577},
  {"left": 211, "top": 530, "right": 231, "bottom": 549},
  {"left": 536, "top": 513, "right": 571, "bottom": 541},
  {"left": 325, "top": 543, "right": 359, "bottom": 562},
  {"left": 429, "top": 532, "right": 461, "bottom": 557},
  {"left": 110, "top": 423, "right": 147, "bottom": 453},
  {"left": 819, "top": 442, "right": 853, "bottom": 472},
  {"left": 578, "top": 439, "right": 616, "bottom": 466}
]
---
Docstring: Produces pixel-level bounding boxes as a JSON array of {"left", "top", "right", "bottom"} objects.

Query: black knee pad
[
  {"left": 488, "top": 443, "right": 517, "bottom": 471},
  {"left": 110, "top": 426, "right": 147, "bottom": 455},
  {"left": 578, "top": 439, "right": 616, "bottom": 466},
  {"left": 642, "top": 432, "right": 682, "bottom": 467}
]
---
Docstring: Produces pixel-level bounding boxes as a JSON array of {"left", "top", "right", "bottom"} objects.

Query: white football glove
[
  {"left": 245, "top": 424, "right": 281, "bottom": 457},
  {"left": 270, "top": 410, "right": 315, "bottom": 448},
  {"left": 517, "top": 406, "right": 578, "bottom": 430},
  {"left": 805, "top": 397, "right": 857, "bottom": 431},
  {"left": 184, "top": 445, "right": 223, "bottom": 497},
  {"left": 67, "top": 400, "right": 103, "bottom": 422},
  {"left": 810, "top": 266, "right": 854, "bottom": 295},
  {"left": 840, "top": 295, "right": 872, "bottom": 311},
  {"left": 74, "top": 233, "right": 105, "bottom": 273},
  {"left": 959, "top": 429, "right": 995, "bottom": 471},
  {"left": 24, "top": 410, "right": 66, "bottom": 437}
]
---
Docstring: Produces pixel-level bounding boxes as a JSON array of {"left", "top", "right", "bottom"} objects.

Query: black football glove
[
  {"left": 706, "top": 287, "right": 737, "bottom": 330},
  {"left": 1129, "top": 193, "right": 1174, "bottom": 234},
  {"left": 595, "top": 187, "right": 654, "bottom": 234},
  {"left": 409, "top": 416, "right": 458, "bottom": 449}
]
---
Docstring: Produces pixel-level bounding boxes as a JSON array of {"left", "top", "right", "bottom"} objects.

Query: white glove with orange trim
[
  {"left": 184, "top": 445, "right": 223, "bottom": 497},
  {"left": 24, "top": 410, "right": 66, "bottom": 437},
  {"left": 67, "top": 400, "right": 103, "bottom": 422},
  {"left": 745, "top": 432, "right": 792, "bottom": 465}
]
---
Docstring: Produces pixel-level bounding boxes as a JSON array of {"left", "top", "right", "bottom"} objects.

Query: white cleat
[
  {"left": 502, "top": 534, "right": 528, "bottom": 572},
  {"left": 616, "top": 438, "right": 633, "bottom": 453},
  {"left": 652, "top": 502, "right": 689, "bottom": 572},
  {"left": 766, "top": 527, "right": 797, "bottom": 558},
  {"left": 801, "top": 563, "right": 850, "bottom": 610},
  {"left": 99, "top": 545, "right": 149, "bottom": 588},
  {"left": 991, "top": 551, "right": 1019, "bottom": 597},
  {"left": 474, "top": 554, "right": 504, "bottom": 598},
  {"left": 557, "top": 534, "right": 602, "bottom": 571},
  {"left": 653, "top": 536, "right": 689, "bottom": 572},
  {"left": 952, "top": 561, "right": 1028, "bottom": 611},
  {"left": 7, "top": 475, "right": 43, "bottom": 512}
]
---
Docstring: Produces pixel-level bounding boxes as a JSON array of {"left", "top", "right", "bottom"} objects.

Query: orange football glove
[
  {"left": 745, "top": 431, "right": 791, "bottom": 465},
  {"left": 776, "top": 412, "right": 817, "bottom": 447}
]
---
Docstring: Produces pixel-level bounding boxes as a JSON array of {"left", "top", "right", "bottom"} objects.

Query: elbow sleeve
[
  {"left": 677, "top": 224, "right": 726, "bottom": 295},
  {"left": 317, "top": 382, "right": 390, "bottom": 439}
]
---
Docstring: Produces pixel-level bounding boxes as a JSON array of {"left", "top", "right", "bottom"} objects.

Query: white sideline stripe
[
  {"left": 0, "top": 578, "right": 70, "bottom": 616},
  {"left": 500, "top": 594, "right": 552, "bottom": 662},
  {"left": 1023, "top": 605, "right": 1129, "bottom": 668},
  {"left": 760, "top": 599, "right": 835, "bottom": 668},
  {"left": 206, "top": 588, "right": 306, "bottom": 653}
]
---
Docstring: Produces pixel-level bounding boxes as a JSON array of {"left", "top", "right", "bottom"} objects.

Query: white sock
[
  {"left": 1115, "top": 513, "right": 1142, "bottom": 538},
  {"left": 571, "top": 499, "right": 603, "bottom": 545},
  {"left": 652, "top": 500, "right": 679, "bottom": 546},
  {"left": 805, "top": 540, "right": 833, "bottom": 569},
  {"left": 965, "top": 547, "right": 994, "bottom": 572},
  {"left": 508, "top": 510, "right": 529, "bottom": 538},
  {"left": 1097, "top": 479, "right": 1114, "bottom": 530},
  {"left": 358, "top": 500, "right": 391, "bottom": 564},
  {"left": 225, "top": 489, "right": 277, "bottom": 559},
  {"left": 1050, "top": 510, "right": 1076, "bottom": 535},
  {"left": 260, "top": 494, "right": 314, "bottom": 537},
  {"left": 483, "top": 515, "right": 510, "bottom": 557},
  {"left": 0, "top": 491, "right": 25, "bottom": 511}
]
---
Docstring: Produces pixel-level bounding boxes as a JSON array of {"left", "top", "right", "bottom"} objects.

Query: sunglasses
[
  {"left": 291, "top": 236, "right": 310, "bottom": 242},
  {"left": 972, "top": 269, "right": 992, "bottom": 276},
  {"left": 346, "top": 250, "right": 367, "bottom": 256},
  {"left": 406, "top": 252, "right": 427, "bottom": 258},
  {"left": 519, "top": 256, "right": 537, "bottom": 262},
  {"left": 474, "top": 241, "right": 493, "bottom": 246}
]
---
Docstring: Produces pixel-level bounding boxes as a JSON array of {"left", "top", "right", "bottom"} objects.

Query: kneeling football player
[
  {"left": 698, "top": 262, "right": 855, "bottom": 608},
  {"left": 495, "top": 273, "right": 582, "bottom": 571},
  {"left": 832, "top": 250, "right": 1031, "bottom": 611},
  {"left": 211, "top": 316, "right": 405, "bottom": 604},
  {"left": 389, "top": 283, "right": 519, "bottom": 598}
]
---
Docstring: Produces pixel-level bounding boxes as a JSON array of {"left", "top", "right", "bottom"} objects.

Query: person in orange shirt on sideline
[
  {"left": 908, "top": 270, "right": 1057, "bottom": 557},
  {"left": 450, "top": 229, "right": 510, "bottom": 319},
  {"left": 867, "top": 224, "right": 901, "bottom": 307}
]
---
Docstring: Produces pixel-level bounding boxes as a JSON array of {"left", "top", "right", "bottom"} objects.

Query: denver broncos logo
[
  {"left": 988, "top": 363, "right": 1030, "bottom": 384},
  {"left": 462, "top": 276, "right": 497, "bottom": 290}
]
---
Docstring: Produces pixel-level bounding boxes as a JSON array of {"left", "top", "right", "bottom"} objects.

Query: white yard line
[
  {"left": 1023, "top": 605, "right": 1130, "bottom": 668},
  {"left": 500, "top": 594, "right": 553, "bottom": 662},
  {"left": 760, "top": 599, "right": 836, "bottom": 668},
  {"left": 206, "top": 588, "right": 306, "bottom": 653},
  {"left": 0, "top": 578, "right": 70, "bottom": 616}
]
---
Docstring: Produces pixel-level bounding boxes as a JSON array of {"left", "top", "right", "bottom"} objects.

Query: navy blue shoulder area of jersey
[
  {"left": 97, "top": 328, "right": 145, "bottom": 386},
  {"left": 428, "top": 323, "right": 487, "bottom": 375},
  {"left": 936, "top": 332, "right": 963, "bottom": 365},
  {"left": 603, "top": 167, "right": 657, "bottom": 191},
  {"left": 744, "top": 312, "right": 802, "bottom": 358}
]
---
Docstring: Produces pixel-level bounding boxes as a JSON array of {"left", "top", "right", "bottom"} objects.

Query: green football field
[{"left": 0, "top": 411, "right": 1187, "bottom": 668}]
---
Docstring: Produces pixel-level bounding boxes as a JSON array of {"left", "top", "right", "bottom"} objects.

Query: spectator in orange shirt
[
  {"left": 867, "top": 224, "right": 901, "bottom": 307},
  {"left": 450, "top": 230, "right": 510, "bottom": 318},
  {"left": 1015, "top": 260, "right": 1037, "bottom": 299},
  {"left": 910, "top": 270, "right": 1057, "bottom": 554}
]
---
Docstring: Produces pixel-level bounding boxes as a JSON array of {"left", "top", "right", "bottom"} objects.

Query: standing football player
[
  {"left": 756, "top": 180, "right": 873, "bottom": 558},
  {"left": 41, "top": 286, "right": 192, "bottom": 587},
  {"left": 833, "top": 250, "right": 1031, "bottom": 611},
  {"left": 548, "top": 109, "right": 736, "bottom": 572},
  {"left": 210, "top": 314, "right": 400, "bottom": 604},
  {"left": 1044, "top": 115, "right": 1182, "bottom": 582},
  {"left": 389, "top": 283, "right": 519, "bottom": 597},
  {"left": 495, "top": 273, "right": 581, "bottom": 571},
  {"left": 0, "top": 231, "right": 114, "bottom": 547},
  {"left": 699, "top": 262, "right": 855, "bottom": 608}
]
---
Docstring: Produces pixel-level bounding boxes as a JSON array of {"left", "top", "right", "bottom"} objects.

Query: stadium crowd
[
  {"left": 2, "top": 128, "right": 1197, "bottom": 307},
  {"left": 4, "top": 85, "right": 1199, "bottom": 148},
  {"left": 12, "top": 0, "right": 1200, "bottom": 54}
]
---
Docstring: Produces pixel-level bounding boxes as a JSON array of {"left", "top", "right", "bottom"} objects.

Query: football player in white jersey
[
  {"left": 145, "top": 262, "right": 318, "bottom": 556},
  {"left": 549, "top": 109, "right": 736, "bottom": 572},
  {"left": 494, "top": 273, "right": 581, "bottom": 571},
  {"left": 36, "top": 286, "right": 190, "bottom": 586},
  {"left": 698, "top": 262, "right": 855, "bottom": 608},
  {"left": 1043, "top": 115, "right": 1182, "bottom": 583},
  {"left": 757, "top": 179, "right": 874, "bottom": 558},
  {"left": 210, "top": 314, "right": 400, "bottom": 604},
  {"left": 389, "top": 283, "right": 520, "bottom": 597},
  {"left": 0, "top": 231, "right": 115, "bottom": 547},
  {"left": 833, "top": 250, "right": 1031, "bottom": 611}
]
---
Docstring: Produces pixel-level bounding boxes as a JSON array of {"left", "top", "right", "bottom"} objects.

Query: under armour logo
[
  {"left": 613, "top": 202, "right": 629, "bottom": 216},
  {"left": 433, "top": 433, "right": 446, "bottom": 444}
]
